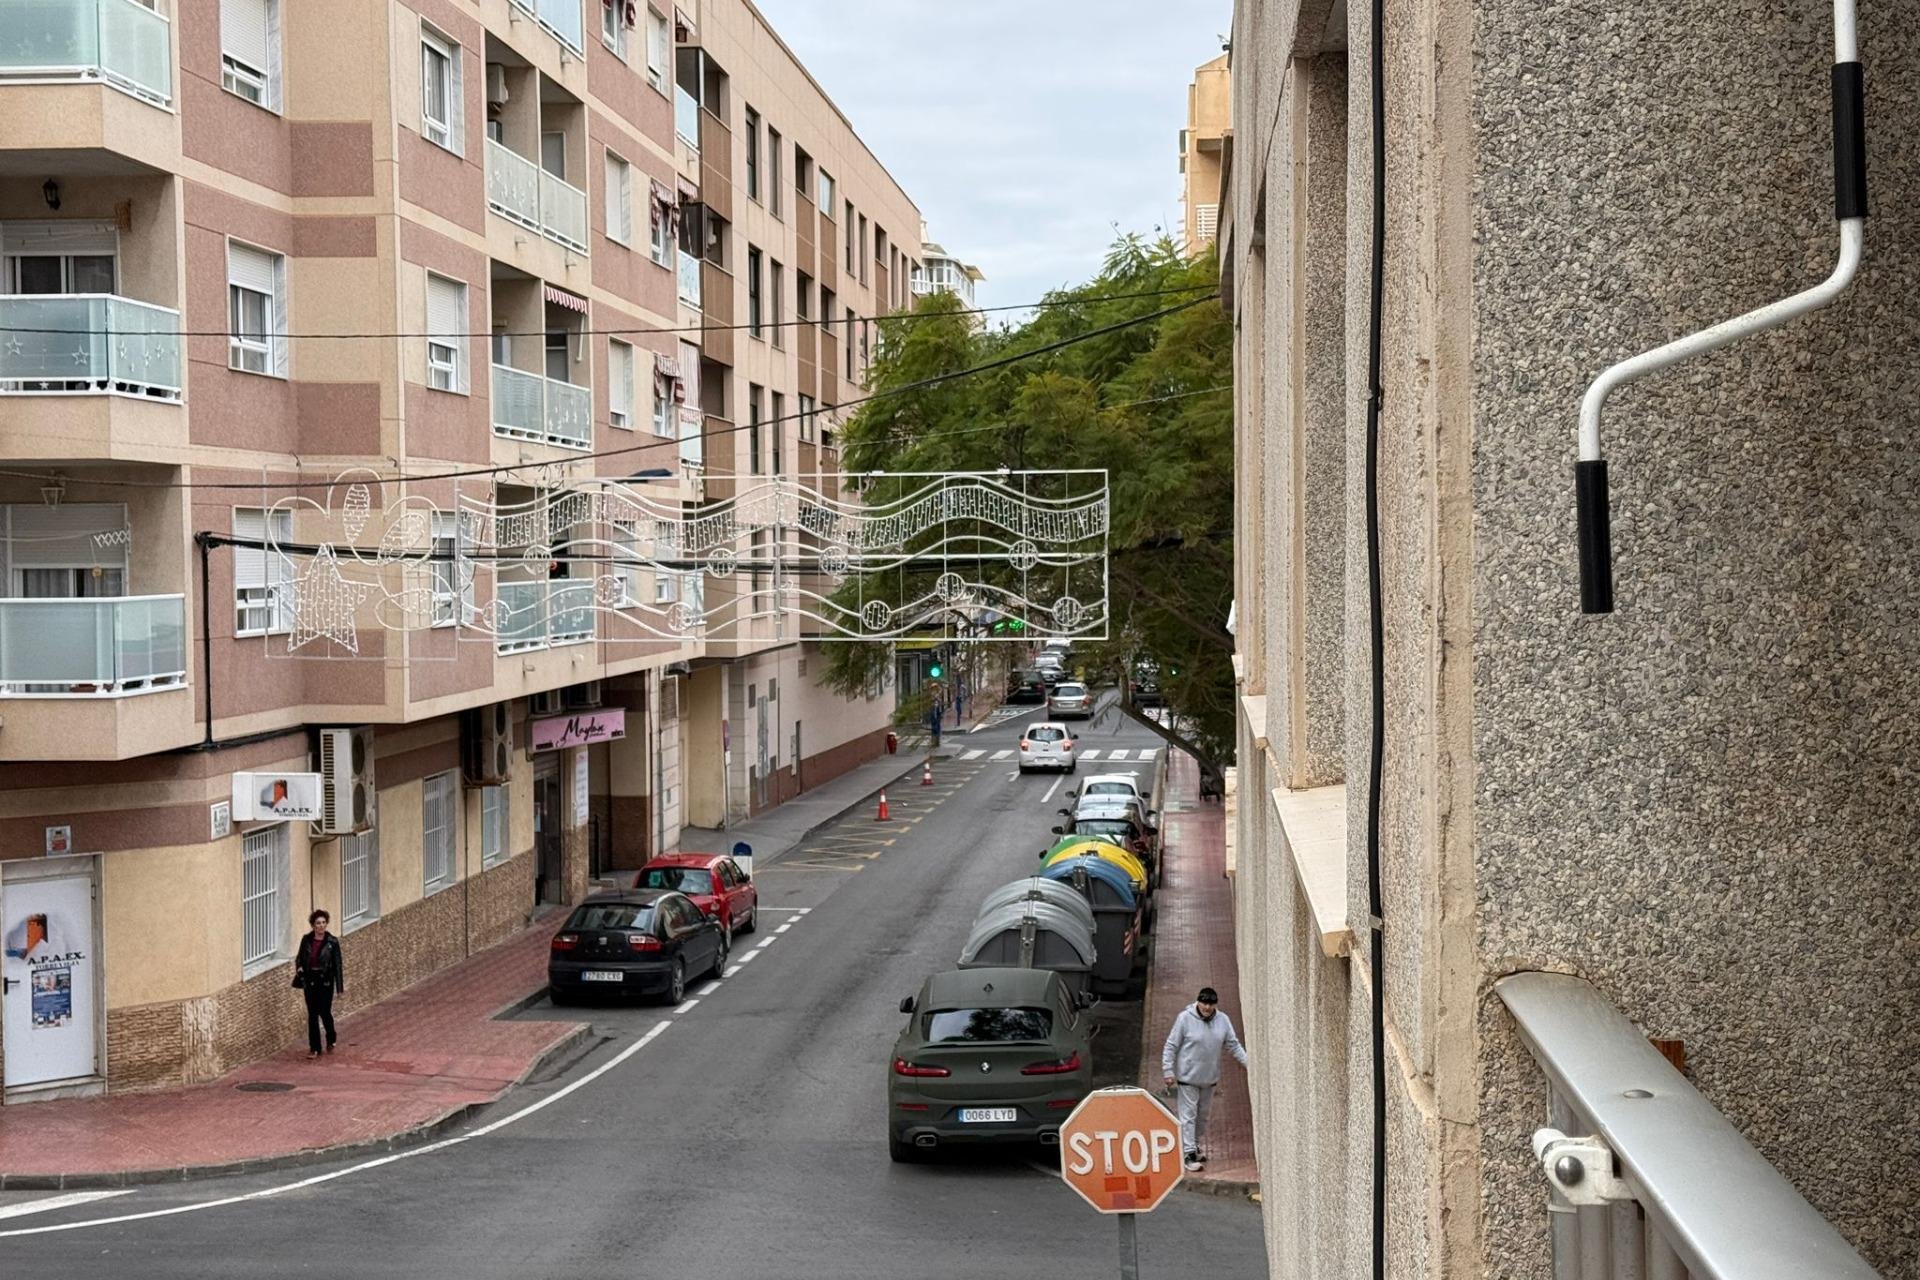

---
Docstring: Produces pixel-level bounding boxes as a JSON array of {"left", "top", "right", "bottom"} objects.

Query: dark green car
[{"left": 888, "top": 967, "right": 1094, "bottom": 1161}]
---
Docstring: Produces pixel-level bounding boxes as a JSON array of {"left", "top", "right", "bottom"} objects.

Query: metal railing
[
  {"left": 0, "top": 594, "right": 187, "bottom": 695},
  {"left": 1497, "top": 972, "right": 1882, "bottom": 1280},
  {"left": 0, "top": 294, "right": 182, "bottom": 399},
  {"left": 493, "top": 579, "right": 594, "bottom": 654},
  {"left": 491, "top": 363, "right": 591, "bottom": 450},
  {"left": 0, "top": 0, "right": 173, "bottom": 106},
  {"left": 486, "top": 138, "right": 589, "bottom": 255},
  {"left": 675, "top": 85, "right": 700, "bottom": 149}
]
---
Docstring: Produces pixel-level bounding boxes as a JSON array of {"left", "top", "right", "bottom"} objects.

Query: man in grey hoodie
[{"left": 1161, "top": 986, "right": 1249, "bottom": 1171}]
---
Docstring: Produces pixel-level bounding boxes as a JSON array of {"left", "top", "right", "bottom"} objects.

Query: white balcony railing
[
  {"left": 491, "top": 363, "right": 591, "bottom": 451},
  {"left": 676, "top": 250, "right": 702, "bottom": 306},
  {"left": 0, "top": 294, "right": 183, "bottom": 400},
  {"left": 0, "top": 0, "right": 173, "bottom": 106},
  {"left": 486, "top": 138, "right": 589, "bottom": 255},
  {"left": 493, "top": 579, "right": 594, "bottom": 654},
  {"left": 505, "top": 0, "right": 583, "bottom": 53},
  {"left": 1499, "top": 972, "right": 1881, "bottom": 1280},
  {"left": 675, "top": 85, "right": 700, "bottom": 149},
  {"left": 0, "top": 594, "right": 187, "bottom": 695}
]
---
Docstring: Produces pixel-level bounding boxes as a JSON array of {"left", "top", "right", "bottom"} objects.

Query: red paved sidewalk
[
  {"left": 1139, "top": 749, "right": 1258, "bottom": 1192},
  {"left": 0, "top": 915, "right": 580, "bottom": 1187}
]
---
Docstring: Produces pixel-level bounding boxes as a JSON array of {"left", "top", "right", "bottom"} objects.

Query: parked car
[
  {"left": 636, "top": 853, "right": 758, "bottom": 937},
  {"left": 548, "top": 890, "right": 727, "bottom": 1006},
  {"left": 1018, "top": 722, "right": 1079, "bottom": 774},
  {"left": 1033, "top": 657, "right": 1066, "bottom": 688},
  {"left": 1130, "top": 659, "right": 1165, "bottom": 707},
  {"left": 1054, "top": 805, "right": 1158, "bottom": 881},
  {"left": 888, "top": 966, "right": 1095, "bottom": 1160},
  {"left": 1072, "top": 773, "right": 1145, "bottom": 805},
  {"left": 1066, "top": 793, "right": 1157, "bottom": 841},
  {"left": 1046, "top": 681, "right": 1094, "bottom": 719},
  {"left": 1006, "top": 668, "right": 1049, "bottom": 704}
]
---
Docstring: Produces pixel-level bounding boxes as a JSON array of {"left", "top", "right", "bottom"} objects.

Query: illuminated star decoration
[{"left": 289, "top": 545, "right": 374, "bottom": 654}]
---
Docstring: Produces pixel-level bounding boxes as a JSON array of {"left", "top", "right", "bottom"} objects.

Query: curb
[
  {"left": 753, "top": 754, "right": 931, "bottom": 870},
  {"left": 1180, "top": 1174, "right": 1261, "bottom": 1200},
  {"left": 0, "top": 1018, "right": 593, "bottom": 1191}
]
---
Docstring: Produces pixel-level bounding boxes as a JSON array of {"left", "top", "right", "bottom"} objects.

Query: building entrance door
[
  {"left": 533, "top": 758, "right": 564, "bottom": 905},
  {"left": 1, "top": 855, "right": 101, "bottom": 1093}
]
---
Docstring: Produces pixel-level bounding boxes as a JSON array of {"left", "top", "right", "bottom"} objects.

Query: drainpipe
[
  {"left": 196, "top": 531, "right": 215, "bottom": 746},
  {"left": 1576, "top": 0, "right": 1867, "bottom": 614}
]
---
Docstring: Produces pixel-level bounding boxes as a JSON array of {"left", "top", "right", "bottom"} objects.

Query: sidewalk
[
  {"left": 1139, "top": 749, "right": 1259, "bottom": 1195},
  {"left": 0, "top": 916, "right": 578, "bottom": 1188}
]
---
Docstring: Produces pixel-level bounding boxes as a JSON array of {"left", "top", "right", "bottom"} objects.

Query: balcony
[
  {"left": 494, "top": 579, "right": 594, "bottom": 654},
  {"left": 676, "top": 249, "right": 702, "bottom": 307},
  {"left": 486, "top": 138, "right": 589, "bottom": 255},
  {"left": 0, "top": 594, "right": 186, "bottom": 696},
  {"left": 0, "top": 0, "right": 173, "bottom": 107},
  {"left": 0, "top": 294, "right": 182, "bottom": 400},
  {"left": 675, "top": 86, "right": 700, "bottom": 150},
  {"left": 491, "top": 362, "right": 590, "bottom": 450},
  {"left": 506, "top": 0, "right": 583, "bottom": 54},
  {"left": 1499, "top": 972, "right": 1880, "bottom": 1280}
]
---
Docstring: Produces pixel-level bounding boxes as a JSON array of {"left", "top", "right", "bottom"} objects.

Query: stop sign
[{"left": 1058, "top": 1086, "right": 1185, "bottom": 1213}]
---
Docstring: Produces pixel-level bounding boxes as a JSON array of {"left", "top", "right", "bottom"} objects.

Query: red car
[{"left": 634, "top": 853, "right": 759, "bottom": 937}]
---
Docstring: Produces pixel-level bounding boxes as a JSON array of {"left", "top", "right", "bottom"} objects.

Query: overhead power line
[{"left": 0, "top": 294, "right": 1220, "bottom": 493}]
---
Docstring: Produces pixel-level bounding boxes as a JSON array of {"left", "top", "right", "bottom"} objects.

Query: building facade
[
  {"left": 908, "top": 224, "right": 982, "bottom": 310},
  {"left": 1179, "top": 51, "right": 1228, "bottom": 256},
  {"left": 0, "top": 0, "right": 921, "bottom": 1102},
  {"left": 1225, "top": 0, "right": 1915, "bottom": 1277}
]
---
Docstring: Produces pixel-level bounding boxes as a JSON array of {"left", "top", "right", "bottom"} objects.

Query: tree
[{"left": 821, "top": 235, "right": 1235, "bottom": 779}]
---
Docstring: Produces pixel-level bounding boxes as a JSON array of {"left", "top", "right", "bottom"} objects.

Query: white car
[
  {"left": 1074, "top": 773, "right": 1145, "bottom": 805},
  {"left": 1018, "top": 722, "right": 1079, "bottom": 774}
]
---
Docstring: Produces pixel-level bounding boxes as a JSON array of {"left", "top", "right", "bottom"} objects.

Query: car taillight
[
  {"left": 550, "top": 933, "right": 577, "bottom": 951},
  {"left": 1019, "top": 739, "right": 1031, "bottom": 750},
  {"left": 1046, "top": 1098, "right": 1082, "bottom": 1110},
  {"left": 1021, "top": 1051, "right": 1082, "bottom": 1076},
  {"left": 892, "top": 1058, "right": 951, "bottom": 1078},
  {"left": 1061, "top": 740, "right": 1073, "bottom": 750},
  {"left": 629, "top": 934, "right": 663, "bottom": 952}
]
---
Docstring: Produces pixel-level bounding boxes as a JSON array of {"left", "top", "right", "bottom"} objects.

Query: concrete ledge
[{"left": 1269, "top": 783, "right": 1351, "bottom": 957}]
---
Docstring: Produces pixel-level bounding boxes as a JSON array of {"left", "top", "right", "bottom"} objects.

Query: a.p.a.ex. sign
[{"left": 531, "top": 709, "right": 627, "bottom": 754}]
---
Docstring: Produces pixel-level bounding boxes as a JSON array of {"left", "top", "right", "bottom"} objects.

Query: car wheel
[
  {"left": 737, "top": 904, "right": 757, "bottom": 935},
  {"left": 712, "top": 930, "right": 731, "bottom": 978},
  {"left": 661, "top": 958, "right": 686, "bottom": 1006},
  {"left": 548, "top": 986, "right": 574, "bottom": 1007},
  {"left": 1018, "top": 764, "right": 1030, "bottom": 775},
  {"left": 888, "top": 1129, "right": 922, "bottom": 1164},
  {"left": 1067, "top": 761, "right": 1078, "bottom": 774}
]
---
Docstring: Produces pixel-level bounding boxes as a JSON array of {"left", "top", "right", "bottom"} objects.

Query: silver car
[
  {"left": 1018, "top": 722, "right": 1079, "bottom": 774},
  {"left": 1047, "top": 682, "right": 1093, "bottom": 719}
]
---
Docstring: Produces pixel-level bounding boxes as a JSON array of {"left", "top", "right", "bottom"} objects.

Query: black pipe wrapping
[
  {"left": 1576, "top": 459, "right": 1614, "bottom": 615},
  {"left": 1833, "top": 62, "right": 1868, "bottom": 220}
]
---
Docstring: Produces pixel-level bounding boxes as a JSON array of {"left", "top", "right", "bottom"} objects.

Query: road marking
[
  {"left": 0, "top": 1019, "right": 675, "bottom": 1240},
  {"left": 961, "top": 749, "right": 984, "bottom": 760},
  {"left": 991, "top": 749, "right": 1013, "bottom": 760},
  {"left": 691, "top": 980, "right": 720, "bottom": 997},
  {"left": 760, "top": 907, "right": 810, "bottom": 914},
  {"left": 775, "top": 922, "right": 793, "bottom": 933},
  {"left": 1106, "top": 749, "right": 1131, "bottom": 762},
  {"left": 1080, "top": 750, "right": 1101, "bottom": 760},
  {"left": 673, "top": 998, "right": 701, "bottom": 1014},
  {"left": 754, "top": 936, "right": 776, "bottom": 950},
  {"left": 733, "top": 950, "right": 759, "bottom": 966},
  {"left": 0, "top": 1191, "right": 134, "bottom": 1222},
  {"left": 1042, "top": 777, "right": 1065, "bottom": 803}
]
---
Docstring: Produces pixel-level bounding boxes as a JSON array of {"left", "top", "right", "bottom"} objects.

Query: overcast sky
[{"left": 751, "top": 0, "right": 1233, "bottom": 314}]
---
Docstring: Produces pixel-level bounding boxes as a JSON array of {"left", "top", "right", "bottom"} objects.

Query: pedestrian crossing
[{"left": 1069, "top": 748, "right": 1160, "bottom": 764}]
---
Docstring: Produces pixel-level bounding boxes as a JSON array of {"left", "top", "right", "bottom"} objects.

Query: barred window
[
  {"left": 242, "top": 824, "right": 290, "bottom": 973},
  {"left": 423, "top": 771, "right": 457, "bottom": 893}
]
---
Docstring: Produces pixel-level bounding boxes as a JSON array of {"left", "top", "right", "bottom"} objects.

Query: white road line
[
  {"left": 1106, "top": 750, "right": 1131, "bottom": 762},
  {"left": 0, "top": 1019, "right": 674, "bottom": 1240},
  {"left": 753, "top": 937, "right": 776, "bottom": 950},
  {"left": 673, "top": 998, "right": 701, "bottom": 1013},
  {"left": 691, "top": 980, "right": 720, "bottom": 997},
  {"left": 733, "top": 950, "right": 759, "bottom": 966},
  {"left": 1042, "top": 776, "right": 1065, "bottom": 803},
  {"left": 1080, "top": 750, "right": 1101, "bottom": 761},
  {"left": 759, "top": 907, "right": 810, "bottom": 914},
  {"left": 991, "top": 749, "right": 1013, "bottom": 760},
  {"left": 775, "top": 921, "right": 793, "bottom": 933},
  {"left": 961, "top": 749, "right": 984, "bottom": 760},
  {"left": 0, "top": 1191, "right": 134, "bottom": 1222}
]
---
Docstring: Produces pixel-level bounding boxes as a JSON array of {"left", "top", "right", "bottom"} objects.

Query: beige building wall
[{"left": 1182, "top": 52, "right": 1230, "bottom": 256}]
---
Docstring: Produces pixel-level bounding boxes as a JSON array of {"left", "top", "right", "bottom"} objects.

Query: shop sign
[
  {"left": 532, "top": 709, "right": 627, "bottom": 753},
  {"left": 231, "top": 772, "right": 323, "bottom": 822},
  {"left": 43, "top": 826, "right": 71, "bottom": 857}
]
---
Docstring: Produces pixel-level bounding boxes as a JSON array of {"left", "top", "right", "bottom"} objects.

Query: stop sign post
[{"left": 1059, "top": 1087, "right": 1185, "bottom": 1277}]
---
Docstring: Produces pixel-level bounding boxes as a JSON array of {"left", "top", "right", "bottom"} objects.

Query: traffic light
[{"left": 928, "top": 662, "right": 944, "bottom": 679}]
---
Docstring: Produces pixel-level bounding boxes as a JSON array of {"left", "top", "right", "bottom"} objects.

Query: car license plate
[
  {"left": 581, "top": 971, "right": 624, "bottom": 983},
  {"left": 959, "top": 1107, "right": 1018, "bottom": 1124}
]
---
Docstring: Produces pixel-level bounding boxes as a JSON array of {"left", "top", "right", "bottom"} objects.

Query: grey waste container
[{"left": 958, "top": 903, "right": 1097, "bottom": 997}]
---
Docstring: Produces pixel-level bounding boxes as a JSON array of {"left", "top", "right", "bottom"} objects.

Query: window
[
  {"left": 769, "top": 261, "right": 785, "bottom": 348},
  {"left": 234, "top": 506, "right": 293, "bottom": 635},
  {"left": 420, "top": 27, "right": 463, "bottom": 154},
  {"left": 242, "top": 824, "right": 290, "bottom": 972},
  {"left": 817, "top": 168, "right": 835, "bottom": 214},
  {"left": 652, "top": 362, "right": 675, "bottom": 436},
  {"left": 798, "top": 393, "right": 815, "bottom": 442},
  {"left": 612, "top": 520, "right": 640, "bottom": 605},
  {"left": 609, "top": 339, "right": 636, "bottom": 429},
  {"left": 794, "top": 148, "right": 813, "bottom": 203},
  {"left": 744, "top": 106, "right": 761, "bottom": 201},
  {"left": 654, "top": 565, "right": 678, "bottom": 604},
  {"left": 846, "top": 307, "right": 856, "bottom": 379},
  {"left": 601, "top": 0, "right": 627, "bottom": 58},
  {"left": 820, "top": 287, "right": 835, "bottom": 338},
  {"left": 769, "top": 391, "right": 784, "bottom": 473},
  {"left": 858, "top": 214, "right": 869, "bottom": 283},
  {"left": 649, "top": 191, "right": 673, "bottom": 266},
  {"left": 605, "top": 151, "right": 633, "bottom": 245},
  {"left": 481, "top": 784, "right": 509, "bottom": 869},
  {"left": 746, "top": 246, "right": 763, "bottom": 337},
  {"left": 925, "top": 1007, "right": 1053, "bottom": 1043},
  {"left": 221, "top": 0, "right": 280, "bottom": 110},
  {"left": 425, "top": 272, "right": 467, "bottom": 393},
  {"left": 340, "top": 799, "right": 379, "bottom": 930},
  {"left": 645, "top": 7, "right": 669, "bottom": 93},
  {"left": 227, "top": 240, "right": 286, "bottom": 377},
  {"left": 845, "top": 201, "right": 855, "bottom": 268},
  {"left": 747, "top": 383, "right": 763, "bottom": 475},
  {"left": 422, "top": 771, "right": 456, "bottom": 894},
  {"left": 767, "top": 125, "right": 783, "bottom": 218},
  {"left": 430, "top": 510, "right": 466, "bottom": 626},
  {"left": 796, "top": 272, "right": 811, "bottom": 323}
]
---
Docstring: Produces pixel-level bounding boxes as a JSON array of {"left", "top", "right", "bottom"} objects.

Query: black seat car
[{"left": 548, "top": 889, "right": 727, "bottom": 1006}]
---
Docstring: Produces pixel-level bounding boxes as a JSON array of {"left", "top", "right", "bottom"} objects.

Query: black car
[
  {"left": 548, "top": 890, "right": 727, "bottom": 1006},
  {"left": 1006, "top": 668, "right": 1049, "bottom": 704}
]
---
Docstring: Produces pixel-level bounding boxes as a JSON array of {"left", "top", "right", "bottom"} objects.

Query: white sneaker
[{"left": 1183, "top": 1154, "right": 1204, "bottom": 1172}]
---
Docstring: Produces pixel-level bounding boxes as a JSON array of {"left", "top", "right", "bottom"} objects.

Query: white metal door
[{"left": 1, "top": 862, "right": 100, "bottom": 1089}]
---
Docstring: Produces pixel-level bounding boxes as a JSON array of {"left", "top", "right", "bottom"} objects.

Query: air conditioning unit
[
  {"left": 530, "top": 689, "right": 563, "bottom": 717},
  {"left": 316, "top": 726, "right": 375, "bottom": 835},
  {"left": 463, "top": 702, "right": 513, "bottom": 787},
  {"left": 563, "top": 680, "right": 603, "bottom": 711},
  {"left": 485, "top": 64, "right": 509, "bottom": 110}
]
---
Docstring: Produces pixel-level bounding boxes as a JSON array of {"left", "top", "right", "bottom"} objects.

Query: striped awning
[{"left": 544, "top": 285, "right": 587, "bottom": 314}]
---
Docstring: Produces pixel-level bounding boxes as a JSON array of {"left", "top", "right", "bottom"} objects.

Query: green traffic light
[{"left": 929, "top": 663, "right": 944, "bottom": 678}]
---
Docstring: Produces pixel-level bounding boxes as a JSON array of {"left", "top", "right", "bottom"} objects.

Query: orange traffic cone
[
  {"left": 876, "top": 790, "right": 890, "bottom": 821},
  {"left": 921, "top": 760, "right": 933, "bottom": 786}
]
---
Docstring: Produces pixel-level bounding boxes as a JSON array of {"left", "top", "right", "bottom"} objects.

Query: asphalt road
[{"left": 0, "top": 701, "right": 1267, "bottom": 1280}]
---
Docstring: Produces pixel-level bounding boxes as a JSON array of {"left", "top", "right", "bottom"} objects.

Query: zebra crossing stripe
[
  {"left": 1106, "top": 750, "right": 1130, "bottom": 762},
  {"left": 1080, "top": 750, "right": 1101, "bottom": 761},
  {"left": 961, "top": 749, "right": 984, "bottom": 760},
  {"left": 991, "top": 749, "right": 1013, "bottom": 760}
]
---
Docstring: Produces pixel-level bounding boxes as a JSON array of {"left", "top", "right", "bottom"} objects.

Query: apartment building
[
  {"left": 1178, "top": 51, "right": 1227, "bottom": 256},
  {"left": 909, "top": 224, "right": 982, "bottom": 310},
  {"left": 1225, "top": 0, "right": 1912, "bottom": 1277},
  {"left": 0, "top": 0, "right": 921, "bottom": 1103}
]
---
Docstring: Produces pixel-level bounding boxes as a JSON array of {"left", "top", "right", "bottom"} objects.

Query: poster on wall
[
  {"left": 573, "top": 750, "right": 590, "bottom": 826},
  {"left": 2, "top": 873, "right": 97, "bottom": 1090},
  {"left": 231, "top": 773, "right": 322, "bottom": 822},
  {"left": 32, "top": 965, "right": 73, "bottom": 1028}
]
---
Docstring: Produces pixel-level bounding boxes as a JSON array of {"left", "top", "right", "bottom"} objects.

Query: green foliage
[{"left": 820, "top": 235, "right": 1235, "bottom": 773}]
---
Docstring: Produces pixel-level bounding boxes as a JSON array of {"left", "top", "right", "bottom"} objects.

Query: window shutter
[
  {"left": 264, "top": 0, "right": 282, "bottom": 111},
  {"left": 233, "top": 508, "right": 266, "bottom": 591},
  {"left": 222, "top": 0, "right": 271, "bottom": 73},
  {"left": 271, "top": 251, "right": 289, "bottom": 377},
  {"left": 427, "top": 274, "right": 466, "bottom": 390},
  {"left": 227, "top": 240, "right": 275, "bottom": 294},
  {"left": 622, "top": 343, "right": 636, "bottom": 418},
  {"left": 7, "top": 504, "right": 129, "bottom": 572},
  {"left": 619, "top": 163, "right": 633, "bottom": 242},
  {"left": 0, "top": 220, "right": 119, "bottom": 258},
  {"left": 447, "top": 43, "right": 464, "bottom": 155}
]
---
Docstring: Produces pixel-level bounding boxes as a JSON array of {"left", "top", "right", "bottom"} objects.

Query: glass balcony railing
[
  {"left": 493, "top": 580, "right": 593, "bottom": 654},
  {"left": 676, "top": 250, "right": 702, "bottom": 306},
  {"left": 538, "top": 166, "right": 588, "bottom": 253},
  {"left": 486, "top": 138, "right": 590, "bottom": 255},
  {"left": 549, "top": 580, "right": 594, "bottom": 643},
  {"left": 491, "top": 363, "right": 591, "bottom": 451},
  {"left": 505, "top": 0, "right": 583, "bottom": 53},
  {"left": 0, "top": 594, "right": 187, "bottom": 695},
  {"left": 0, "top": 0, "right": 173, "bottom": 106},
  {"left": 675, "top": 86, "right": 700, "bottom": 149},
  {"left": 0, "top": 294, "right": 183, "bottom": 400}
]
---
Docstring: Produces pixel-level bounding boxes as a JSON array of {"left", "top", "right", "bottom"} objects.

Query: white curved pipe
[{"left": 1577, "top": 219, "right": 1863, "bottom": 462}]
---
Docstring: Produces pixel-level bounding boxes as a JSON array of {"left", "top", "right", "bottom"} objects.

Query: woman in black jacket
[{"left": 292, "top": 909, "right": 345, "bottom": 1057}]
